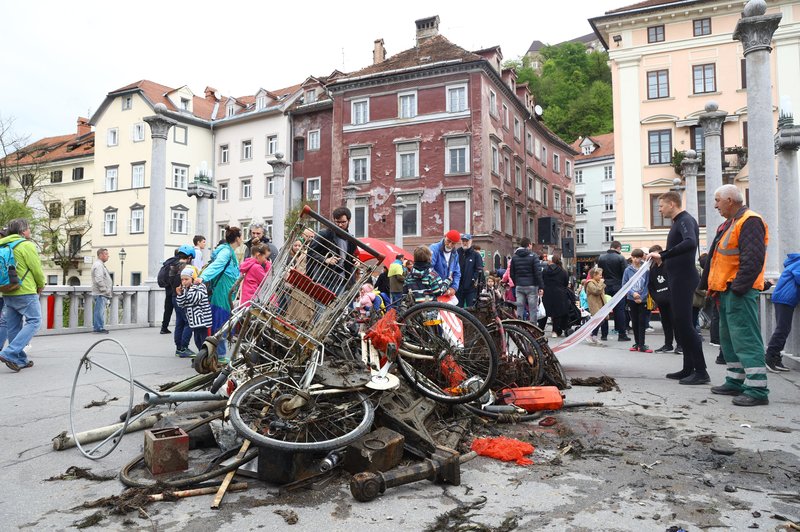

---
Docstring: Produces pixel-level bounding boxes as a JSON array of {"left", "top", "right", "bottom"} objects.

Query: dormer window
[
  {"left": 582, "top": 145, "right": 593, "bottom": 155},
  {"left": 180, "top": 98, "right": 190, "bottom": 111},
  {"left": 257, "top": 95, "right": 267, "bottom": 110},
  {"left": 305, "top": 90, "right": 317, "bottom": 103},
  {"left": 227, "top": 103, "right": 235, "bottom": 117}
]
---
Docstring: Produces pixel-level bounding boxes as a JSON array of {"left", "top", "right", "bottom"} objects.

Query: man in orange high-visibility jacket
[{"left": 700, "top": 184, "right": 769, "bottom": 406}]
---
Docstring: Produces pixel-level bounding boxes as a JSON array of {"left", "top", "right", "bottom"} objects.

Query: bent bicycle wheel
[
  {"left": 486, "top": 323, "right": 545, "bottom": 389},
  {"left": 227, "top": 373, "right": 374, "bottom": 453},
  {"left": 501, "top": 319, "right": 569, "bottom": 389},
  {"left": 396, "top": 302, "right": 498, "bottom": 403}
]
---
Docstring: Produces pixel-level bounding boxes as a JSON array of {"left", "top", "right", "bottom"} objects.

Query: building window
[
  {"left": 133, "top": 122, "right": 145, "bottom": 142},
  {"left": 180, "top": 97, "right": 190, "bottom": 111},
  {"left": 694, "top": 18, "right": 711, "bottom": 36},
  {"left": 132, "top": 163, "right": 145, "bottom": 188},
  {"left": 402, "top": 201, "right": 419, "bottom": 237},
  {"left": 526, "top": 132, "right": 534, "bottom": 154},
  {"left": 504, "top": 202, "right": 512, "bottom": 234},
  {"left": 174, "top": 126, "right": 187, "bottom": 145},
  {"left": 576, "top": 197, "right": 585, "bottom": 213},
  {"left": 741, "top": 58, "right": 747, "bottom": 89},
  {"left": 491, "top": 144, "right": 499, "bottom": 174},
  {"left": 172, "top": 164, "right": 188, "bottom": 189},
  {"left": 293, "top": 138, "right": 305, "bottom": 161},
  {"left": 690, "top": 125, "right": 706, "bottom": 156},
  {"left": 265, "top": 175, "right": 274, "bottom": 196},
  {"left": 122, "top": 96, "right": 132, "bottom": 110},
  {"left": 107, "top": 128, "right": 118, "bottom": 146},
  {"left": 219, "top": 182, "right": 229, "bottom": 201},
  {"left": 576, "top": 228, "right": 585, "bottom": 245},
  {"left": 527, "top": 172, "right": 534, "bottom": 199},
  {"left": 513, "top": 117, "right": 521, "bottom": 140},
  {"left": 72, "top": 167, "right": 84, "bottom": 181},
  {"left": 647, "top": 70, "right": 669, "bottom": 99},
  {"left": 352, "top": 99, "right": 369, "bottom": 125},
  {"left": 554, "top": 191, "right": 562, "bottom": 212},
  {"left": 220, "top": 144, "right": 229, "bottom": 164},
  {"left": 697, "top": 190, "right": 707, "bottom": 227},
  {"left": 242, "top": 139, "right": 253, "bottom": 160},
  {"left": 73, "top": 199, "right": 86, "bottom": 216},
  {"left": 542, "top": 183, "right": 548, "bottom": 207},
  {"left": 534, "top": 137, "right": 541, "bottom": 159},
  {"left": 396, "top": 142, "right": 419, "bottom": 179},
  {"left": 104, "top": 211, "right": 117, "bottom": 235},
  {"left": 130, "top": 209, "right": 144, "bottom": 234},
  {"left": 69, "top": 234, "right": 82, "bottom": 256},
  {"left": 516, "top": 208, "right": 522, "bottom": 236},
  {"left": 604, "top": 166, "right": 614, "bottom": 180},
  {"left": 515, "top": 164, "right": 522, "bottom": 190},
  {"left": 503, "top": 156, "right": 511, "bottom": 182},
  {"left": 105, "top": 167, "right": 118, "bottom": 191},
  {"left": 350, "top": 147, "right": 370, "bottom": 182},
  {"left": 447, "top": 85, "right": 467, "bottom": 112},
  {"left": 535, "top": 179, "right": 542, "bottom": 203},
  {"left": 565, "top": 160, "right": 572, "bottom": 178},
  {"left": 604, "top": 225, "right": 615, "bottom": 243},
  {"left": 647, "top": 25, "right": 665, "bottom": 43},
  {"left": 353, "top": 204, "right": 368, "bottom": 238},
  {"left": 553, "top": 153, "right": 560, "bottom": 173},
  {"left": 267, "top": 135, "right": 278, "bottom": 155},
  {"left": 398, "top": 92, "right": 417, "bottom": 119},
  {"left": 241, "top": 178, "right": 252, "bottom": 200},
  {"left": 171, "top": 209, "right": 188, "bottom": 234},
  {"left": 446, "top": 137, "right": 469, "bottom": 174},
  {"left": 541, "top": 146, "right": 547, "bottom": 166},
  {"left": 492, "top": 196, "right": 501, "bottom": 231},
  {"left": 604, "top": 193, "right": 615, "bottom": 211},
  {"left": 226, "top": 103, "right": 235, "bottom": 117},
  {"left": 50, "top": 170, "right": 63, "bottom": 183},
  {"left": 650, "top": 194, "right": 671, "bottom": 228},
  {"left": 306, "top": 177, "right": 321, "bottom": 201},
  {"left": 693, "top": 64, "right": 716, "bottom": 94},
  {"left": 257, "top": 95, "right": 267, "bottom": 110},
  {"left": 304, "top": 89, "right": 317, "bottom": 103},
  {"left": 489, "top": 90, "right": 497, "bottom": 116},
  {"left": 527, "top": 216, "right": 534, "bottom": 239},
  {"left": 48, "top": 202, "right": 61, "bottom": 219},
  {"left": 502, "top": 104, "right": 509, "bottom": 128},
  {"left": 648, "top": 130, "right": 672, "bottom": 165},
  {"left": 308, "top": 130, "right": 320, "bottom": 151}
]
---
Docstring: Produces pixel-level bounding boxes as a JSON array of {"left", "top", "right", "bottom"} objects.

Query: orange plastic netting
[
  {"left": 471, "top": 436, "right": 535, "bottom": 466},
  {"left": 364, "top": 308, "right": 401, "bottom": 352}
]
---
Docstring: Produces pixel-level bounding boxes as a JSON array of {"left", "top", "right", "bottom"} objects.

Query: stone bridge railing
[
  {"left": 758, "top": 289, "right": 800, "bottom": 358},
  {"left": 36, "top": 286, "right": 166, "bottom": 336}
]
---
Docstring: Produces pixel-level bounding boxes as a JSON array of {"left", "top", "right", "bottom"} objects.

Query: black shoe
[
  {"left": 732, "top": 394, "right": 769, "bottom": 406},
  {"left": 93, "top": 329, "right": 109, "bottom": 334},
  {"left": 618, "top": 335, "right": 632, "bottom": 342},
  {"left": 666, "top": 369, "right": 692, "bottom": 380},
  {"left": 766, "top": 356, "right": 790, "bottom": 373},
  {"left": 600, "top": 336, "right": 608, "bottom": 341},
  {"left": 654, "top": 345, "right": 674, "bottom": 354},
  {"left": 160, "top": 328, "right": 172, "bottom": 334},
  {"left": 679, "top": 370, "right": 710, "bottom": 385},
  {"left": 674, "top": 346, "right": 683, "bottom": 355},
  {"left": 711, "top": 384, "right": 741, "bottom": 396},
  {"left": 715, "top": 354, "right": 725, "bottom": 365}
]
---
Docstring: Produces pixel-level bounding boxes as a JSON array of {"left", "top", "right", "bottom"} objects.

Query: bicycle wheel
[
  {"left": 486, "top": 323, "right": 545, "bottom": 389},
  {"left": 396, "top": 302, "right": 498, "bottom": 403},
  {"left": 500, "top": 319, "right": 569, "bottom": 388},
  {"left": 227, "top": 373, "right": 374, "bottom": 452}
]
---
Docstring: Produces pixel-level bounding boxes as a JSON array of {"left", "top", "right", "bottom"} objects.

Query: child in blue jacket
[
  {"left": 622, "top": 249, "right": 651, "bottom": 353},
  {"left": 765, "top": 253, "right": 799, "bottom": 372},
  {"left": 404, "top": 246, "right": 447, "bottom": 304}
]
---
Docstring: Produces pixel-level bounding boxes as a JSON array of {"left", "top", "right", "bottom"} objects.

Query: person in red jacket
[{"left": 239, "top": 243, "right": 271, "bottom": 306}]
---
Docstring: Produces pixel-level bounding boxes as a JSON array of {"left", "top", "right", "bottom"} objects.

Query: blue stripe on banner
[{"left": 552, "top": 259, "right": 652, "bottom": 354}]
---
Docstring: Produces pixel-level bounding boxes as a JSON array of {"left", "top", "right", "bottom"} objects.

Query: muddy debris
[
  {"left": 274, "top": 509, "right": 299, "bottom": 525},
  {"left": 424, "top": 496, "right": 519, "bottom": 532},
  {"left": 73, "top": 511, "right": 104, "bottom": 529},
  {"left": 46, "top": 466, "right": 116, "bottom": 482},
  {"left": 83, "top": 397, "right": 119, "bottom": 409},
  {"left": 569, "top": 376, "right": 620, "bottom": 392},
  {"left": 77, "top": 486, "right": 174, "bottom": 515},
  {"left": 157, "top": 381, "right": 180, "bottom": 391}
]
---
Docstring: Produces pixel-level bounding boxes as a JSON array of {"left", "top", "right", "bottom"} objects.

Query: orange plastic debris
[
  {"left": 365, "top": 309, "right": 401, "bottom": 352},
  {"left": 471, "top": 436, "right": 535, "bottom": 466},
  {"left": 440, "top": 353, "right": 468, "bottom": 389}
]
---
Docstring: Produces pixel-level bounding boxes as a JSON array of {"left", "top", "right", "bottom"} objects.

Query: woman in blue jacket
[{"left": 765, "top": 253, "right": 799, "bottom": 372}]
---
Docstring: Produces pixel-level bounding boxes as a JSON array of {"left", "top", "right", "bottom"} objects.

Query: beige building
[{"left": 591, "top": 0, "right": 800, "bottom": 250}]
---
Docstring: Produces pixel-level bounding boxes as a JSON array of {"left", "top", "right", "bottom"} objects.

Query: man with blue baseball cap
[{"left": 456, "top": 233, "right": 483, "bottom": 308}]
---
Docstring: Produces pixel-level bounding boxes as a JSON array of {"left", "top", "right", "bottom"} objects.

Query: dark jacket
[
  {"left": 457, "top": 247, "right": 484, "bottom": 292},
  {"left": 660, "top": 210, "right": 700, "bottom": 291},
  {"left": 542, "top": 264, "right": 571, "bottom": 318},
  {"left": 509, "top": 248, "right": 543, "bottom": 288},
  {"left": 307, "top": 227, "right": 358, "bottom": 292},
  {"left": 375, "top": 270, "right": 391, "bottom": 295},
  {"left": 244, "top": 236, "right": 279, "bottom": 261},
  {"left": 404, "top": 261, "right": 447, "bottom": 303},
  {"left": 597, "top": 249, "right": 627, "bottom": 292}
]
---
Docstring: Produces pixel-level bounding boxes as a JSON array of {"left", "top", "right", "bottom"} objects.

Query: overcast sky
[{"left": 1, "top": 0, "right": 624, "bottom": 143}]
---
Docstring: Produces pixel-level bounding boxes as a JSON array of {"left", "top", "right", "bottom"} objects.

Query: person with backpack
[
  {"left": 0, "top": 218, "right": 45, "bottom": 372},
  {"left": 169, "top": 245, "right": 197, "bottom": 357},
  {"left": 175, "top": 266, "right": 212, "bottom": 354},
  {"left": 157, "top": 250, "right": 180, "bottom": 334}
]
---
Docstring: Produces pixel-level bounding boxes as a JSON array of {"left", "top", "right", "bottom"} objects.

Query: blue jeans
[
  {"left": 515, "top": 285, "right": 539, "bottom": 323},
  {"left": 172, "top": 296, "right": 192, "bottom": 350},
  {"left": 0, "top": 298, "right": 7, "bottom": 348},
  {"left": 93, "top": 295, "right": 109, "bottom": 331},
  {"left": 0, "top": 294, "right": 41, "bottom": 366}
]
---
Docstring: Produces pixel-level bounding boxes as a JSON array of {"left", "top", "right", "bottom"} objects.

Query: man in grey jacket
[{"left": 91, "top": 248, "right": 112, "bottom": 333}]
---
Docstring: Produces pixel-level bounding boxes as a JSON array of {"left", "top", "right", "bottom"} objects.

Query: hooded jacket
[
  {"left": 772, "top": 253, "right": 800, "bottom": 307},
  {"left": 0, "top": 234, "right": 45, "bottom": 296},
  {"left": 404, "top": 261, "right": 447, "bottom": 303},
  {"left": 457, "top": 246, "right": 483, "bottom": 292},
  {"left": 239, "top": 257, "right": 271, "bottom": 305},
  {"left": 509, "top": 248, "right": 543, "bottom": 287}
]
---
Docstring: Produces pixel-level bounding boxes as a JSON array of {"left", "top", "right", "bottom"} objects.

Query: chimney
[
  {"left": 373, "top": 38, "right": 386, "bottom": 65},
  {"left": 76, "top": 117, "right": 90, "bottom": 137},
  {"left": 204, "top": 86, "right": 220, "bottom": 102},
  {"left": 415, "top": 15, "right": 440, "bottom": 46}
]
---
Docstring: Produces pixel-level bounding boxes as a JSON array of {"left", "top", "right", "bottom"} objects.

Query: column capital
[
  {"left": 343, "top": 184, "right": 359, "bottom": 201},
  {"left": 143, "top": 104, "right": 177, "bottom": 140},
  {"left": 733, "top": 12, "right": 782, "bottom": 56},
  {"left": 698, "top": 102, "right": 728, "bottom": 137},
  {"left": 775, "top": 125, "right": 800, "bottom": 152},
  {"left": 267, "top": 152, "right": 291, "bottom": 175},
  {"left": 392, "top": 202, "right": 406, "bottom": 212},
  {"left": 681, "top": 150, "right": 701, "bottom": 177}
]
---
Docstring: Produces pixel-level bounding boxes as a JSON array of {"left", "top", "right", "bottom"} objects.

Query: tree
[
  {"left": 40, "top": 199, "right": 92, "bottom": 284},
  {"left": 507, "top": 43, "right": 614, "bottom": 143},
  {"left": 283, "top": 200, "right": 316, "bottom": 240},
  {"left": 0, "top": 195, "right": 34, "bottom": 229},
  {"left": 0, "top": 115, "right": 53, "bottom": 206}
]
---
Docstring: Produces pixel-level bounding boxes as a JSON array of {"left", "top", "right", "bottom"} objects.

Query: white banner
[{"left": 552, "top": 259, "right": 652, "bottom": 354}]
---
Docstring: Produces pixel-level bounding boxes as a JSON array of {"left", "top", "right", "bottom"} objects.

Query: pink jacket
[{"left": 239, "top": 258, "right": 271, "bottom": 305}]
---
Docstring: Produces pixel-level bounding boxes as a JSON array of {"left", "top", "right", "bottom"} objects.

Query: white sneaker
[
  {"left": 589, "top": 336, "right": 598, "bottom": 344},
  {"left": 645, "top": 327, "right": 655, "bottom": 333},
  {"left": 551, "top": 332, "right": 558, "bottom": 338}
]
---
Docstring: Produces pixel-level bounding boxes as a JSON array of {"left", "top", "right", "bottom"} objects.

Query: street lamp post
[{"left": 118, "top": 248, "right": 127, "bottom": 286}]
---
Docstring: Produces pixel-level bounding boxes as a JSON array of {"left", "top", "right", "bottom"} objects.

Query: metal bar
[{"left": 143, "top": 391, "right": 225, "bottom": 405}]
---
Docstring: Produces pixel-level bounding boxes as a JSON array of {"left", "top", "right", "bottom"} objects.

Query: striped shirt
[{"left": 176, "top": 283, "right": 213, "bottom": 329}]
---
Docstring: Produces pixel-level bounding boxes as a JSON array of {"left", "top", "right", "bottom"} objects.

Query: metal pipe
[{"left": 144, "top": 391, "right": 226, "bottom": 405}]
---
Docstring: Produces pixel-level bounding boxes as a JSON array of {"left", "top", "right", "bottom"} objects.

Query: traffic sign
[{"left": 620, "top": 244, "right": 631, "bottom": 252}]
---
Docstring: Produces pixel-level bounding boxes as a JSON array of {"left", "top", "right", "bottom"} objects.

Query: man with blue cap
[{"left": 456, "top": 233, "right": 483, "bottom": 308}]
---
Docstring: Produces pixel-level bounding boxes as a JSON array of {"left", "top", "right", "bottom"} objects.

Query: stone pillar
[
  {"left": 681, "top": 149, "right": 701, "bottom": 222},
  {"left": 267, "top": 154, "right": 290, "bottom": 248},
  {"left": 393, "top": 202, "right": 406, "bottom": 249},
  {"left": 343, "top": 183, "right": 358, "bottom": 217},
  {"left": 733, "top": 0, "right": 782, "bottom": 278},
  {"left": 698, "top": 102, "right": 727, "bottom": 237},
  {"left": 187, "top": 172, "right": 216, "bottom": 265},
  {"left": 775, "top": 106, "right": 800, "bottom": 268},
  {"left": 143, "top": 103, "right": 176, "bottom": 282}
]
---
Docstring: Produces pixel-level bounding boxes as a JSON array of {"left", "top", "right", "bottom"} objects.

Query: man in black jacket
[
  {"left": 456, "top": 234, "right": 484, "bottom": 308},
  {"left": 307, "top": 207, "right": 358, "bottom": 295},
  {"left": 597, "top": 241, "right": 631, "bottom": 341},
  {"left": 510, "top": 237, "right": 543, "bottom": 323}
]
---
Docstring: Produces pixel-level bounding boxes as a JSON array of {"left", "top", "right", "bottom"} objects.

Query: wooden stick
[
  {"left": 211, "top": 439, "right": 252, "bottom": 509},
  {"left": 150, "top": 483, "right": 248, "bottom": 502}
]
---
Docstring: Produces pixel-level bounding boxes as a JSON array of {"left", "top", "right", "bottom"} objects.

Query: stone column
[
  {"left": 267, "top": 154, "right": 290, "bottom": 248},
  {"left": 143, "top": 103, "right": 176, "bottom": 282},
  {"left": 775, "top": 106, "right": 800, "bottom": 268},
  {"left": 343, "top": 183, "right": 358, "bottom": 217},
  {"left": 681, "top": 149, "right": 701, "bottom": 222},
  {"left": 698, "top": 102, "right": 727, "bottom": 237},
  {"left": 393, "top": 202, "right": 406, "bottom": 249},
  {"left": 187, "top": 173, "right": 216, "bottom": 265},
  {"left": 733, "top": 0, "right": 782, "bottom": 278}
]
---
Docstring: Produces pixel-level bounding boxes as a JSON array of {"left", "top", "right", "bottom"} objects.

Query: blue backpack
[{"left": 0, "top": 240, "right": 26, "bottom": 293}]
